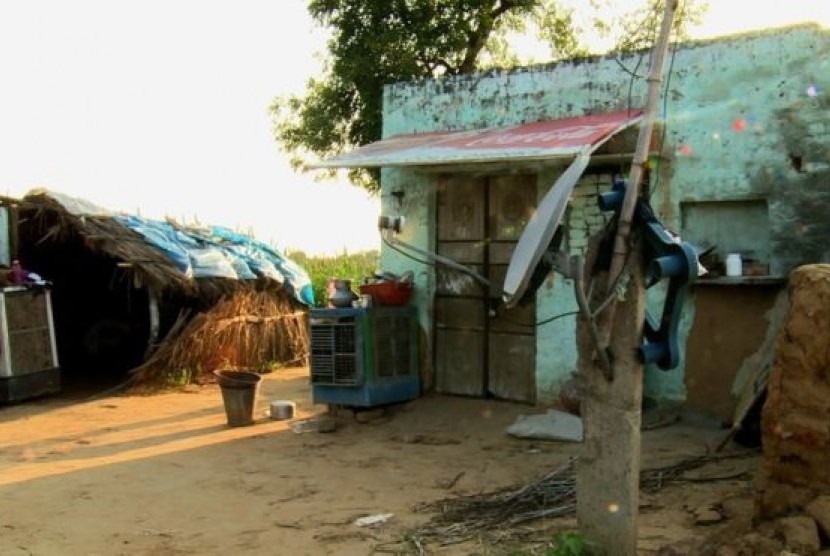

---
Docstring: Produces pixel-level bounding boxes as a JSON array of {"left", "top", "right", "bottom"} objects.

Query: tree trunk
[{"left": 576, "top": 243, "right": 646, "bottom": 555}]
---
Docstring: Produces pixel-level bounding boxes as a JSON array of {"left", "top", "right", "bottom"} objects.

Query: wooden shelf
[{"left": 692, "top": 276, "right": 787, "bottom": 286}]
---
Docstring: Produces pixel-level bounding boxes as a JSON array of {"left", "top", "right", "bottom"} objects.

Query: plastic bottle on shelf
[{"left": 725, "top": 253, "right": 743, "bottom": 277}]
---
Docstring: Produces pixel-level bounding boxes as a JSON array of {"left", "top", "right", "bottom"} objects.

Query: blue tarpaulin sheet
[{"left": 113, "top": 215, "right": 315, "bottom": 306}]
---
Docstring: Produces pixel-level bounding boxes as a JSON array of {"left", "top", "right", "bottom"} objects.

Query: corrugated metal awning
[{"left": 308, "top": 109, "right": 643, "bottom": 169}]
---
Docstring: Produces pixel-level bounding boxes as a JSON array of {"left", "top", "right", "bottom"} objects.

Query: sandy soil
[{"left": 0, "top": 367, "right": 758, "bottom": 555}]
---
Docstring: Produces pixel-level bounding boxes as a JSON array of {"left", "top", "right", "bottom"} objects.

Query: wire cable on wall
[
  {"left": 493, "top": 309, "right": 582, "bottom": 329},
  {"left": 536, "top": 310, "right": 581, "bottom": 327},
  {"left": 381, "top": 232, "right": 492, "bottom": 288},
  {"left": 383, "top": 230, "right": 584, "bottom": 328},
  {"left": 382, "top": 233, "right": 433, "bottom": 267}
]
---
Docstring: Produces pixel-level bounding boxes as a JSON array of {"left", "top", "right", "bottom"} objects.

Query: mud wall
[
  {"left": 684, "top": 286, "right": 779, "bottom": 423},
  {"left": 757, "top": 265, "right": 830, "bottom": 517}
]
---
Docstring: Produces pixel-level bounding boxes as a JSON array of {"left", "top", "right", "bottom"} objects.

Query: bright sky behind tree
[{"left": 1, "top": 1, "right": 828, "bottom": 254}]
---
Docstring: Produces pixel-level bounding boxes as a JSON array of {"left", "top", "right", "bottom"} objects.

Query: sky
[{"left": 1, "top": 1, "right": 829, "bottom": 255}]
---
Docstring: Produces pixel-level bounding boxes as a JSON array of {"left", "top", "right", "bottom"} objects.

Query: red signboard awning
[{"left": 308, "top": 109, "right": 642, "bottom": 169}]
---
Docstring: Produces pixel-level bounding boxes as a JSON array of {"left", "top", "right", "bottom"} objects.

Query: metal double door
[{"left": 434, "top": 173, "right": 537, "bottom": 403}]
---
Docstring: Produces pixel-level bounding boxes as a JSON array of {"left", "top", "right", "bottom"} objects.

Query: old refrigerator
[{"left": 0, "top": 286, "right": 61, "bottom": 402}]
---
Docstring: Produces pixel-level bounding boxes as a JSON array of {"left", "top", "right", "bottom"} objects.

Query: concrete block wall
[{"left": 378, "top": 24, "right": 830, "bottom": 404}]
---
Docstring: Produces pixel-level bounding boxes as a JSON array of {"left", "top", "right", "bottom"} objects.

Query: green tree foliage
[
  {"left": 271, "top": 0, "right": 706, "bottom": 192},
  {"left": 589, "top": 0, "right": 708, "bottom": 51}
]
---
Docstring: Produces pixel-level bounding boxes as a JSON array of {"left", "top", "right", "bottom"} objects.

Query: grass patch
[
  {"left": 504, "top": 531, "right": 593, "bottom": 556},
  {"left": 545, "top": 532, "right": 592, "bottom": 556}
]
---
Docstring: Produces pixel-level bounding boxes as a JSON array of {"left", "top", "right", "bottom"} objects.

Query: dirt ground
[{"left": 0, "top": 367, "right": 759, "bottom": 555}]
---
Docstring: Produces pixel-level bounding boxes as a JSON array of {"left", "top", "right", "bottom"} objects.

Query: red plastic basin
[{"left": 359, "top": 281, "right": 413, "bottom": 306}]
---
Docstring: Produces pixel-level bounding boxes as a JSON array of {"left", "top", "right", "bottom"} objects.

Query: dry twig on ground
[{"left": 410, "top": 450, "right": 758, "bottom": 547}]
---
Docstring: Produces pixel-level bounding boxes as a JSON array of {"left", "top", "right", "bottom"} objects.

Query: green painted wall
[
  {"left": 378, "top": 168, "right": 436, "bottom": 377},
  {"left": 377, "top": 24, "right": 830, "bottom": 404}
]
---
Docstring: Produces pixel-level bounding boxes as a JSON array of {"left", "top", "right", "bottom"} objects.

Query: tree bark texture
[{"left": 576, "top": 241, "right": 646, "bottom": 556}]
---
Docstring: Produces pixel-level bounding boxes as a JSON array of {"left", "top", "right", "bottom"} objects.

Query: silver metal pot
[{"left": 327, "top": 278, "right": 357, "bottom": 308}]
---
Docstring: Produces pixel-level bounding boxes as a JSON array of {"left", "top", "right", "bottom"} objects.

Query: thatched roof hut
[{"left": 8, "top": 190, "right": 311, "bottom": 391}]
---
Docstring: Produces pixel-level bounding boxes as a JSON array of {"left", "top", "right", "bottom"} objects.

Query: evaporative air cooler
[
  {"left": 309, "top": 306, "right": 419, "bottom": 407},
  {"left": 0, "top": 286, "right": 61, "bottom": 402}
]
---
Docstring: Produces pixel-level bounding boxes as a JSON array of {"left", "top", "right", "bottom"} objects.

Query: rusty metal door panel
[
  {"left": 488, "top": 263, "right": 509, "bottom": 298},
  {"left": 489, "top": 174, "right": 536, "bottom": 240},
  {"left": 436, "top": 242, "right": 486, "bottom": 296},
  {"left": 436, "top": 329, "right": 485, "bottom": 396},
  {"left": 488, "top": 332, "right": 536, "bottom": 403},
  {"left": 436, "top": 267, "right": 486, "bottom": 297},
  {"left": 434, "top": 172, "right": 537, "bottom": 403},
  {"left": 437, "top": 177, "right": 485, "bottom": 241},
  {"left": 434, "top": 298, "right": 485, "bottom": 330},
  {"left": 486, "top": 174, "right": 537, "bottom": 403},
  {"left": 437, "top": 241, "right": 485, "bottom": 263},
  {"left": 488, "top": 242, "right": 516, "bottom": 265},
  {"left": 435, "top": 175, "right": 487, "bottom": 397}
]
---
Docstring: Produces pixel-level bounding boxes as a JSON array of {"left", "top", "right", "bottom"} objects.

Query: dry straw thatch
[{"left": 130, "top": 285, "right": 309, "bottom": 388}]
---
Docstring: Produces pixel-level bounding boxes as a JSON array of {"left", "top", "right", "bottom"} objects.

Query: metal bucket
[{"left": 214, "top": 370, "right": 262, "bottom": 427}]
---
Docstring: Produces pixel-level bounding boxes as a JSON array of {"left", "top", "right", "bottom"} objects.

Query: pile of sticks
[{"left": 411, "top": 451, "right": 757, "bottom": 547}]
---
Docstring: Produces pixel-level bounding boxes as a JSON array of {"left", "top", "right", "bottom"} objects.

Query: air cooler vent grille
[
  {"left": 310, "top": 323, "right": 360, "bottom": 385},
  {"left": 374, "top": 313, "right": 412, "bottom": 378}
]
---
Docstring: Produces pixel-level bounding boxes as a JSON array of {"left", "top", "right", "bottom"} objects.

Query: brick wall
[{"left": 567, "top": 173, "right": 615, "bottom": 256}]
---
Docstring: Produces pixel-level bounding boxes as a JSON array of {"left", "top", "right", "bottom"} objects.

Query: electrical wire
[
  {"left": 384, "top": 229, "right": 617, "bottom": 328},
  {"left": 382, "top": 233, "right": 433, "bottom": 267},
  {"left": 495, "top": 309, "right": 582, "bottom": 329},
  {"left": 383, "top": 230, "right": 581, "bottom": 328},
  {"left": 613, "top": 55, "right": 646, "bottom": 80},
  {"left": 383, "top": 232, "right": 491, "bottom": 288},
  {"left": 384, "top": 226, "right": 593, "bottom": 327},
  {"left": 536, "top": 310, "right": 581, "bottom": 327}
]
